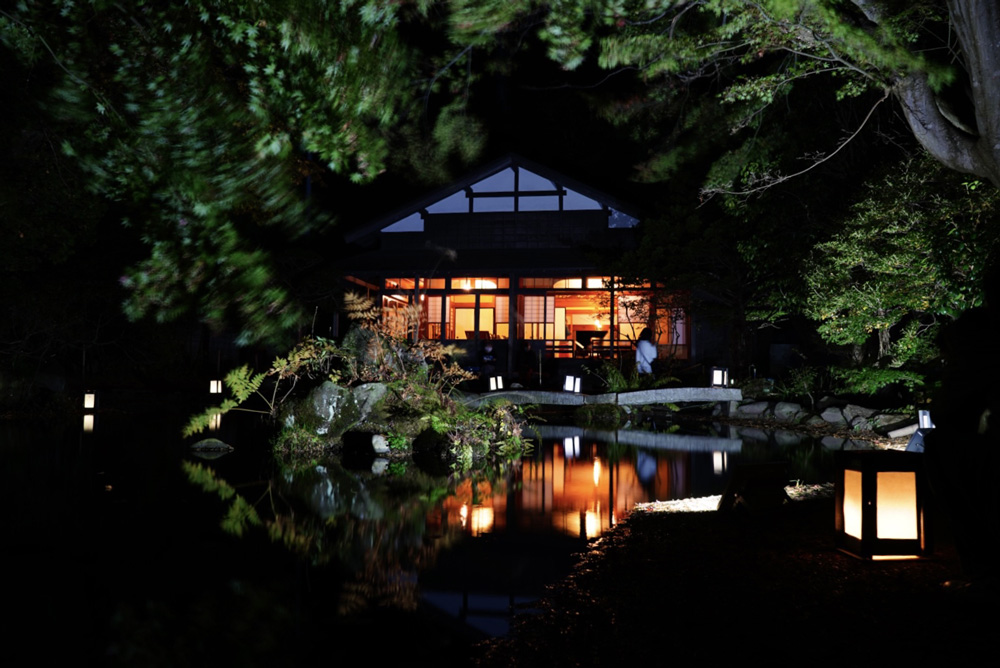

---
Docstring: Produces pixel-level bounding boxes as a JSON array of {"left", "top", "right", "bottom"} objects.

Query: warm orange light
[
  {"left": 835, "top": 450, "right": 928, "bottom": 560},
  {"left": 844, "top": 469, "right": 863, "bottom": 539},
  {"left": 876, "top": 471, "right": 918, "bottom": 539},
  {"left": 457, "top": 278, "right": 497, "bottom": 290},
  {"left": 593, "top": 458, "right": 602, "bottom": 486},
  {"left": 470, "top": 506, "right": 494, "bottom": 536}
]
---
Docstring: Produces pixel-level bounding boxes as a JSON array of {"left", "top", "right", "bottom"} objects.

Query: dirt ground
[{"left": 471, "top": 493, "right": 994, "bottom": 665}]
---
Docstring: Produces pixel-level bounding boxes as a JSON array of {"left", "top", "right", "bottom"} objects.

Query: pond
[{"left": 2, "top": 394, "right": 869, "bottom": 665}]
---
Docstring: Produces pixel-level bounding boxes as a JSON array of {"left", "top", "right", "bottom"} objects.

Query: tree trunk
[{"left": 855, "top": 0, "right": 1000, "bottom": 185}]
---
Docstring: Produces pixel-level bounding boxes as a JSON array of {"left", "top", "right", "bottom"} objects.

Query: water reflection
[
  {"left": 423, "top": 425, "right": 745, "bottom": 544},
  {"left": 4, "top": 404, "right": 863, "bottom": 662}
]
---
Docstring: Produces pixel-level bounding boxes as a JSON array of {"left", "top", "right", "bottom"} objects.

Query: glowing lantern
[
  {"left": 710, "top": 367, "right": 729, "bottom": 387},
  {"left": 563, "top": 375, "right": 581, "bottom": 392},
  {"left": 209, "top": 380, "right": 223, "bottom": 394},
  {"left": 83, "top": 392, "right": 97, "bottom": 409},
  {"left": 489, "top": 375, "right": 504, "bottom": 391},
  {"left": 834, "top": 450, "right": 930, "bottom": 560}
]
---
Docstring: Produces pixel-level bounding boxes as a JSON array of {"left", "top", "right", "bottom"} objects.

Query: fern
[
  {"left": 343, "top": 291, "right": 381, "bottom": 323},
  {"left": 182, "top": 398, "right": 239, "bottom": 438},
  {"left": 226, "top": 365, "right": 266, "bottom": 403}
]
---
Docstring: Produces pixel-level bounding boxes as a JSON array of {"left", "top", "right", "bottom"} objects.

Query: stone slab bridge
[{"left": 461, "top": 387, "right": 743, "bottom": 412}]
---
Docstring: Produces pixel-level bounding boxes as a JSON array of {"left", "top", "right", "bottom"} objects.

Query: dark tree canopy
[
  {"left": 447, "top": 0, "right": 1000, "bottom": 189},
  {"left": 4, "top": 0, "right": 1000, "bottom": 372}
]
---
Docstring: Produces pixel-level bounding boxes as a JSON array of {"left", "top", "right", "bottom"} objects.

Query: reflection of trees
[{"left": 184, "top": 459, "right": 512, "bottom": 614}]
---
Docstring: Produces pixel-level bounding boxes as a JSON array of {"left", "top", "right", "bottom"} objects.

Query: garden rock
[
  {"left": 352, "top": 382, "right": 388, "bottom": 422},
  {"left": 308, "top": 380, "right": 361, "bottom": 438},
  {"left": 773, "top": 402, "right": 803, "bottom": 422},
  {"left": 820, "top": 406, "right": 848, "bottom": 427},
  {"left": 737, "top": 401, "right": 771, "bottom": 416},
  {"left": 190, "top": 438, "right": 234, "bottom": 452},
  {"left": 805, "top": 415, "right": 829, "bottom": 427}
]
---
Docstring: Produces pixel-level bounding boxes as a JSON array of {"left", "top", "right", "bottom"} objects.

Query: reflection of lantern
[
  {"left": 470, "top": 505, "right": 494, "bottom": 536},
  {"left": 710, "top": 367, "right": 728, "bottom": 387},
  {"left": 83, "top": 392, "right": 97, "bottom": 432},
  {"left": 835, "top": 451, "right": 930, "bottom": 560}
]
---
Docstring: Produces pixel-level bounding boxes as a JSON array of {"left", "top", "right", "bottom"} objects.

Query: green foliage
[
  {"left": 444, "top": 401, "right": 532, "bottom": 474},
  {"left": 436, "top": 1, "right": 959, "bottom": 193},
  {"left": 184, "top": 337, "right": 343, "bottom": 437},
  {"left": 226, "top": 366, "right": 267, "bottom": 404},
  {"left": 0, "top": 0, "right": 459, "bottom": 346},
  {"left": 804, "top": 153, "right": 1000, "bottom": 380},
  {"left": 585, "top": 360, "right": 677, "bottom": 392},
  {"left": 830, "top": 367, "right": 924, "bottom": 395},
  {"left": 773, "top": 366, "right": 824, "bottom": 408},
  {"left": 186, "top": 292, "right": 524, "bottom": 473},
  {"left": 387, "top": 432, "right": 409, "bottom": 451}
]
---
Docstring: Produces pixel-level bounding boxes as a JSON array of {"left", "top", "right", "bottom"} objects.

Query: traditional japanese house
[{"left": 342, "top": 155, "right": 689, "bottom": 381}]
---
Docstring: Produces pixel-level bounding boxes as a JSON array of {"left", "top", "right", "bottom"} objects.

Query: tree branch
[{"left": 702, "top": 89, "right": 890, "bottom": 198}]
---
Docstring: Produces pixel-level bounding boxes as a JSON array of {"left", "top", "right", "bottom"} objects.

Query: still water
[{"left": 2, "top": 397, "right": 853, "bottom": 665}]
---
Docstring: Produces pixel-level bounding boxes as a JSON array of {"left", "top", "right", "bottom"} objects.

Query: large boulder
[
  {"left": 282, "top": 380, "right": 391, "bottom": 442},
  {"left": 285, "top": 380, "right": 361, "bottom": 439}
]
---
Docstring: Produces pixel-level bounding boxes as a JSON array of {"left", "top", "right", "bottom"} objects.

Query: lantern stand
[{"left": 834, "top": 450, "right": 931, "bottom": 560}]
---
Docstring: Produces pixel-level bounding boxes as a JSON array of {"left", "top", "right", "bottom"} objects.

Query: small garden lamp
[
  {"left": 834, "top": 450, "right": 930, "bottom": 560},
  {"left": 564, "top": 375, "right": 581, "bottom": 393},
  {"left": 209, "top": 380, "right": 223, "bottom": 394},
  {"left": 710, "top": 367, "right": 729, "bottom": 387},
  {"left": 489, "top": 375, "right": 504, "bottom": 391}
]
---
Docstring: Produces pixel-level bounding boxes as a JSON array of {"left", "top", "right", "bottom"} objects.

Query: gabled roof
[{"left": 345, "top": 154, "right": 639, "bottom": 243}]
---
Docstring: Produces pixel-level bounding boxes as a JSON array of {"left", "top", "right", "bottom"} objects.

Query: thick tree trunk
[{"left": 855, "top": 0, "right": 1000, "bottom": 185}]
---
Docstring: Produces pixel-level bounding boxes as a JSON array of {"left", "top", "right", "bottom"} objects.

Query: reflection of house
[{"left": 343, "top": 155, "right": 688, "bottom": 378}]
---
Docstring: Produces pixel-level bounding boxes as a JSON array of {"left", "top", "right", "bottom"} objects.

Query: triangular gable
[{"left": 348, "top": 155, "right": 639, "bottom": 241}]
